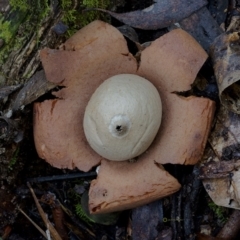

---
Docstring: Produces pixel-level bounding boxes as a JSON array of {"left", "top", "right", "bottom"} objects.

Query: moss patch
[{"left": 61, "top": 0, "right": 110, "bottom": 36}]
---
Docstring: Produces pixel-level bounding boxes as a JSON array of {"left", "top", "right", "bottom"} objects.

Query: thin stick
[
  {"left": 18, "top": 206, "right": 48, "bottom": 239},
  {"left": 28, "top": 172, "right": 97, "bottom": 183},
  {"left": 27, "top": 182, "right": 62, "bottom": 240}
]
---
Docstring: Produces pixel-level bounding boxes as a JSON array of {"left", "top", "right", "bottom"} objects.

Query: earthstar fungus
[
  {"left": 34, "top": 20, "right": 215, "bottom": 213},
  {"left": 83, "top": 74, "right": 162, "bottom": 161}
]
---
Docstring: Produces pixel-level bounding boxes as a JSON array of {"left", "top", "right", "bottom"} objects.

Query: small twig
[
  {"left": 41, "top": 193, "right": 68, "bottom": 240},
  {"left": 28, "top": 172, "right": 97, "bottom": 183},
  {"left": 60, "top": 203, "right": 96, "bottom": 238},
  {"left": 27, "top": 182, "right": 62, "bottom": 240},
  {"left": 46, "top": 229, "right": 52, "bottom": 240},
  {"left": 18, "top": 206, "right": 48, "bottom": 239}
]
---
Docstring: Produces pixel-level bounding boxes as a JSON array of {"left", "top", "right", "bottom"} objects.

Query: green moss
[
  {"left": 9, "top": 0, "right": 29, "bottom": 11},
  {"left": 8, "top": 147, "right": 20, "bottom": 171},
  {"left": 0, "top": 0, "right": 50, "bottom": 65},
  {"left": 0, "top": 11, "right": 27, "bottom": 64},
  {"left": 81, "top": 0, "right": 110, "bottom": 23},
  {"left": 61, "top": 0, "right": 110, "bottom": 36},
  {"left": 10, "top": 0, "right": 50, "bottom": 17},
  {"left": 0, "top": 17, "right": 12, "bottom": 43},
  {"left": 208, "top": 201, "right": 228, "bottom": 224}
]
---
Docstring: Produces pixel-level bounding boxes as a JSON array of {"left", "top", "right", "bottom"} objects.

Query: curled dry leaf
[
  {"left": 93, "top": 0, "right": 207, "bottom": 30},
  {"left": 179, "top": 7, "right": 223, "bottom": 52},
  {"left": 201, "top": 106, "right": 240, "bottom": 209},
  {"left": 34, "top": 20, "right": 215, "bottom": 213},
  {"left": 210, "top": 16, "right": 240, "bottom": 113}
]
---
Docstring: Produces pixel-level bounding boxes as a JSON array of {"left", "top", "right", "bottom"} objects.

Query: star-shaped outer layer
[{"left": 34, "top": 20, "right": 215, "bottom": 214}]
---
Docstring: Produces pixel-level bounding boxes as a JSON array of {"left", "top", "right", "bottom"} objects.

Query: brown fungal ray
[
  {"left": 89, "top": 159, "right": 181, "bottom": 214},
  {"left": 34, "top": 21, "right": 137, "bottom": 171},
  {"left": 137, "top": 28, "right": 215, "bottom": 165}
]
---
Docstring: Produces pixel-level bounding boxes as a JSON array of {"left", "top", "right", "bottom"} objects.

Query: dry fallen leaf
[
  {"left": 34, "top": 20, "right": 215, "bottom": 213},
  {"left": 93, "top": 0, "right": 207, "bottom": 30},
  {"left": 210, "top": 16, "right": 240, "bottom": 114},
  {"left": 200, "top": 17, "right": 240, "bottom": 209},
  {"left": 179, "top": 7, "right": 223, "bottom": 52},
  {"left": 200, "top": 106, "right": 240, "bottom": 209}
]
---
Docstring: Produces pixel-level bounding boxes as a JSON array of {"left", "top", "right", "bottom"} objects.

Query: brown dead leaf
[
  {"left": 201, "top": 106, "right": 240, "bottom": 209},
  {"left": 34, "top": 20, "right": 215, "bottom": 214},
  {"left": 210, "top": 16, "right": 240, "bottom": 113},
  {"left": 93, "top": 0, "right": 207, "bottom": 30}
]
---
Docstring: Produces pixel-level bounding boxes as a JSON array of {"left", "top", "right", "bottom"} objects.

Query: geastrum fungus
[
  {"left": 83, "top": 74, "right": 162, "bottom": 161},
  {"left": 34, "top": 20, "right": 215, "bottom": 214}
]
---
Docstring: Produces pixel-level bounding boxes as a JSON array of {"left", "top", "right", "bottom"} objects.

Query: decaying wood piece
[
  {"left": 210, "top": 16, "right": 240, "bottom": 113},
  {"left": 217, "top": 209, "right": 240, "bottom": 239},
  {"left": 0, "top": 84, "right": 22, "bottom": 101},
  {"left": 167, "top": 166, "right": 202, "bottom": 240},
  {"left": 34, "top": 20, "right": 215, "bottom": 213}
]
